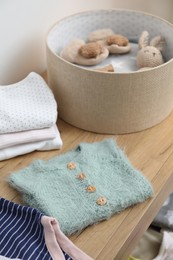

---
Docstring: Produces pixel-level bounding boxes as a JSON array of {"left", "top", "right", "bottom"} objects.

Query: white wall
[
  {"left": 111, "top": 0, "right": 173, "bottom": 22},
  {"left": 0, "top": 0, "right": 172, "bottom": 84}
]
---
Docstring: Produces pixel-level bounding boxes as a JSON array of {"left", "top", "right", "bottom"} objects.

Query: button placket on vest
[{"left": 69, "top": 165, "right": 107, "bottom": 206}]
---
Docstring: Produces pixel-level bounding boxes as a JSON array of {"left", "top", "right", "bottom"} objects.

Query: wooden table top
[{"left": 1, "top": 113, "right": 173, "bottom": 260}]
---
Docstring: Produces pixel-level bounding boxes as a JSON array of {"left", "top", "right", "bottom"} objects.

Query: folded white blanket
[
  {"left": 0, "top": 125, "right": 57, "bottom": 149},
  {"left": 0, "top": 125, "right": 62, "bottom": 161},
  {"left": 0, "top": 72, "right": 57, "bottom": 134}
]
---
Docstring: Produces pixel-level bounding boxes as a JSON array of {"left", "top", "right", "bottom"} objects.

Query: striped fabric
[{"left": 0, "top": 198, "right": 72, "bottom": 260}]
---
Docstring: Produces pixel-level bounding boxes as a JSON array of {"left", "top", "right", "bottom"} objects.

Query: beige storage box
[{"left": 46, "top": 9, "right": 173, "bottom": 134}]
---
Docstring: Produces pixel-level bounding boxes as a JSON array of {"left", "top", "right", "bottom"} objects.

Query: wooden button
[
  {"left": 96, "top": 197, "right": 107, "bottom": 206},
  {"left": 67, "top": 162, "right": 76, "bottom": 170},
  {"left": 77, "top": 173, "right": 86, "bottom": 180},
  {"left": 86, "top": 185, "right": 96, "bottom": 193}
]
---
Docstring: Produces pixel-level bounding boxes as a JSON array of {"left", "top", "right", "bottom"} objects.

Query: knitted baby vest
[{"left": 9, "top": 139, "right": 153, "bottom": 236}]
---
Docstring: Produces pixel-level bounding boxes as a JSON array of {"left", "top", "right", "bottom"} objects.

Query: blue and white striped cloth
[{"left": 0, "top": 197, "right": 72, "bottom": 260}]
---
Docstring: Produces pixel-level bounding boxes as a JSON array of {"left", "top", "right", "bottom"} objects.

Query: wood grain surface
[{"left": 1, "top": 111, "right": 173, "bottom": 259}]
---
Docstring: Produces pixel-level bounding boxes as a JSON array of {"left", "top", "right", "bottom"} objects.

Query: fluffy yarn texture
[{"left": 9, "top": 139, "right": 153, "bottom": 236}]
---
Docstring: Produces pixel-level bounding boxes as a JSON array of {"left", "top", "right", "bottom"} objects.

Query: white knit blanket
[{"left": 0, "top": 72, "right": 57, "bottom": 133}]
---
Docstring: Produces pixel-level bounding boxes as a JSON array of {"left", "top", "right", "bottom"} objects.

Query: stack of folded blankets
[{"left": 0, "top": 72, "right": 62, "bottom": 161}]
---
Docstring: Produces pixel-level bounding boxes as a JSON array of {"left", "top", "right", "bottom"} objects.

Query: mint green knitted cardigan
[{"left": 9, "top": 139, "right": 153, "bottom": 236}]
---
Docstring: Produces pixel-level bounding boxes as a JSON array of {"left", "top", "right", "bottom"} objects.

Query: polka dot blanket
[{"left": 0, "top": 72, "right": 57, "bottom": 134}]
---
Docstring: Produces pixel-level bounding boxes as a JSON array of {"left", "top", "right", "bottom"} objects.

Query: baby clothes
[
  {"left": 41, "top": 216, "right": 93, "bottom": 260},
  {"left": 9, "top": 138, "right": 153, "bottom": 236},
  {"left": 0, "top": 125, "right": 57, "bottom": 150},
  {"left": 0, "top": 72, "right": 63, "bottom": 160},
  {"left": 0, "top": 197, "right": 71, "bottom": 260},
  {"left": 0, "top": 197, "right": 92, "bottom": 260},
  {"left": 0, "top": 124, "right": 62, "bottom": 161},
  {"left": 0, "top": 72, "right": 57, "bottom": 134}
]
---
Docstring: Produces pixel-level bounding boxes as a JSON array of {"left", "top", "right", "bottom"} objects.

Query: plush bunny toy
[{"left": 136, "top": 31, "right": 165, "bottom": 70}]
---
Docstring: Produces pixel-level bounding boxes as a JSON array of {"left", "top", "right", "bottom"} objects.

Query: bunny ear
[
  {"left": 150, "top": 36, "right": 165, "bottom": 51},
  {"left": 138, "top": 31, "right": 149, "bottom": 49}
]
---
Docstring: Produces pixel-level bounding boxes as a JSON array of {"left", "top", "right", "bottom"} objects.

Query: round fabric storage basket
[{"left": 46, "top": 9, "right": 173, "bottom": 134}]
